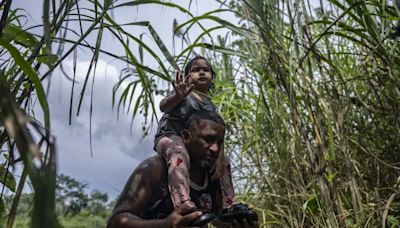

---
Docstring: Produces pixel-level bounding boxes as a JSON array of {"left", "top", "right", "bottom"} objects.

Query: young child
[{"left": 154, "top": 56, "right": 235, "bottom": 210}]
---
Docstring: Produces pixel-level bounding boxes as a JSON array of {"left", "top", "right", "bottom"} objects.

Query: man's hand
[
  {"left": 172, "top": 71, "right": 193, "bottom": 99},
  {"left": 165, "top": 202, "right": 203, "bottom": 228}
]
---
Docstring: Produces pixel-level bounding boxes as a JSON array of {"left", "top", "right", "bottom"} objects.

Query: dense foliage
[
  {"left": 1, "top": 0, "right": 400, "bottom": 227},
  {"left": 205, "top": 0, "right": 400, "bottom": 227},
  {"left": 1, "top": 174, "right": 113, "bottom": 228}
]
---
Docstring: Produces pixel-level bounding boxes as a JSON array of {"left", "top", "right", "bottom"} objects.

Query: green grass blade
[{"left": 0, "top": 38, "right": 50, "bottom": 129}]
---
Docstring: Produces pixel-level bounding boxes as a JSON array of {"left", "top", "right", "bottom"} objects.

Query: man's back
[
  {"left": 110, "top": 155, "right": 221, "bottom": 221},
  {"left": 108, "top": 111, "right": 258, "bottom": 228}
]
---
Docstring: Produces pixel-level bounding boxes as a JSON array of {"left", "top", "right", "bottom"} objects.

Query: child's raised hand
[{"left": 172, "top": 71, "right": 194, "bottom": 98}]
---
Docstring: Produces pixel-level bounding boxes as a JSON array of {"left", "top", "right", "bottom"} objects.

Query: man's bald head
[
  {"left": 182, "top": 111, "right": 225, "bottom": 169},
  {"left": 185, "top": 110, "right": 225, "bottom": 132}
]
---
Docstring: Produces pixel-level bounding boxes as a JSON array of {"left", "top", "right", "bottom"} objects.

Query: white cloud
[
  {"left": 45, "top": 57, "right": 157, "bottom": 197},
  {"left": 11, "top": 0, "right": 238, "bottom": 199},
  {"left": 63, "top": 59, "right": 119, "bottom": 82}
]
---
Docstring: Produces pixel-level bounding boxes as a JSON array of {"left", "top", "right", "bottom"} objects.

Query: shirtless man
[{"left": 108, "top": 110, "right": 259, "bottom": 228}]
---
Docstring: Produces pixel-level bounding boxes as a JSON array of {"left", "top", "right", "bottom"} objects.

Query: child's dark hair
[
  {"left": 185, "top": 110, "right": 225, "bottom": 131},
  {"left": 184, "top": 56, "right": 216, "bottom": 79}
]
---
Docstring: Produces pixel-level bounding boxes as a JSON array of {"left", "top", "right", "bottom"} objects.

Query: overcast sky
[{"left": 9, "top": 0, "right": 234, "bottom": 198}]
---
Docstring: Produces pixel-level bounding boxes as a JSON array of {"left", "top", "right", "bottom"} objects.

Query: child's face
[{"left": 187, "top": 59, "right": 213, "bottom": 93}]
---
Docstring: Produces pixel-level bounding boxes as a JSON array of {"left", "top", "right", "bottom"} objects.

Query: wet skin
[
  {"left": 108, "top": 119, "right": 259, "bottom": 228},
  {"left": 107, "top": 119, "right": 225, "bottom": 228},
  {"left": 183, "top": 119, "right": 225, "bottom": 171}
]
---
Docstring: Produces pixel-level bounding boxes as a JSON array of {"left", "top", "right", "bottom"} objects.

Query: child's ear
[{"left": 181, "top": 129, "right": 191, "bottom": 143}]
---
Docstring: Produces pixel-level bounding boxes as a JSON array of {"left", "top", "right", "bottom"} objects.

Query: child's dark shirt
[{"left": 154, "top": 92, "right": 216, "bottom": 146}]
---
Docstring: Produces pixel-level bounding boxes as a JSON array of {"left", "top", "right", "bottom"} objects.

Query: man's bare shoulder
[
  {"left": 134, "top": 155, "right": 166, "bottom": 181},
  {"left": 110, "top": 155, "right": 167, "bottom": 216},
  {"left": 136, "top": 155, "right": 164, "bottom": 169}
]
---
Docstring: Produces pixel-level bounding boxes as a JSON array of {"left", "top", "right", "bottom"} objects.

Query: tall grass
[
  {"left": 2, "top": 0, "right": 400, "bottom": 227},
  {"left": 179, "top": 0, "right": 400, "bottom": 227},
  {"left": 0, "top": 0, "right": 196, "bottom": 226}
]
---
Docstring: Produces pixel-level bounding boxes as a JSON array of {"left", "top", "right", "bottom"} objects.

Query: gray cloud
[
  {"left": 43, "top": 59, "right": 156, "bottom": 198},
  {"left": 12, "top": 0, "right": 237, "bottom": 199}
]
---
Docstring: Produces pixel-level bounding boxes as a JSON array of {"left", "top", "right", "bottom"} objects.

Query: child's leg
[
  {"left": 220, "top": 156, "right": 236, "bottom": 209},
  {"left": 155, "top": 135, "right": 192, "bottom": 208}
]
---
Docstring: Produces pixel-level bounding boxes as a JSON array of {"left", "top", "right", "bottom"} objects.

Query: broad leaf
[
  {"left": 37, "top": 53, "right": 59, "bottom": 67},
  {"left": 0, "top": 165, "right": 16, "bottom": 192},
  {"left": 0, "top": 38, "right": 50, "bottom": 130},
  {"left": 2, "top": 24, "right": 39, "bottom": 49}
]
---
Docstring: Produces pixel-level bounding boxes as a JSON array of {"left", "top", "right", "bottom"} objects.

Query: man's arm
[
  {"left": 107, "top": 156, "right": 167, "bottom": 228},
  {"left": 107, "top": 155, "right": 202, "bottom": 228},
  {"left": 110, "top": 204, "right": 202, "bottom": 228}
]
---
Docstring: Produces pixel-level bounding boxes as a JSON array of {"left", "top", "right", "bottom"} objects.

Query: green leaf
[
  {"left": 104, "top": 26, "right": 159, "bottom": 123},
  {"left": 2, "top": 24, "right": 39, "bottom": 49},
  {"left": 0, "top": 198, "right": 4, "bottom": 216},
  {"left": 2, "top": 153, "right": 9, "bottom": 160},
  {"left": 303, "top": 194, "right": 319, "bottom": 214},
  {"left": 176, "top": 14, "right": 255, "bottom": 40},
  {"left": 182, "top": 42, "right": 247, "bottom": 58},
  {"left": 326, "top": 172, "right": 337, "bottom": 182},
  {"left": 0, "top": 38, "right": 50, "bottom": 130},
  {"left": 388, "top": 215, "right": 400, "bottom": 227},
  {"left": 23, "top": 82, "right": 32, "bottom": 90},
  {"left": 0, "top": 165, "right": 16, "bottom": 192},
  {"left": 37, "top": 53, "right": 59, "bottom": 67},
  {"left": 102, "top": 19, "right": 170, "bottom": 80},
  {"left": 176, "top": 25, "right": 224, "bottom": 61},
  {"left": 148, "top": 24, "right": 180, "bottom": 71},
  {"left": 113, "top": 0, "right": 190, "bottom": 15}
]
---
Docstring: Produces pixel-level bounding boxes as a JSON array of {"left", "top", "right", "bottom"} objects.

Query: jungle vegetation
[
  {"left": 1, "top": 174, "right": 113, "bottom": 227},
  {"left": 1, "top": 0, "right": 400, "bottom": 227}
]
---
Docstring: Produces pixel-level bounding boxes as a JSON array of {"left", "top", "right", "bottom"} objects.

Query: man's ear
[{"left": 181, "top": 129, "right": 191, "bottom": 143}]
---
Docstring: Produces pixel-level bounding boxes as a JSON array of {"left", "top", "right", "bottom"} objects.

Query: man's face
[{"left": 184, "top": 119, "right": 225, "bottom": 169}]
